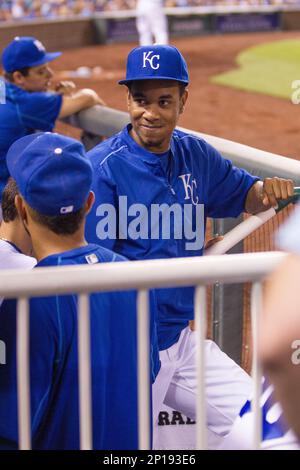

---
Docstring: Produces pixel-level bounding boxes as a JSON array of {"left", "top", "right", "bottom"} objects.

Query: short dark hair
[
  {"left": 4, "top": 67, "right": 30, "bottom": 82},
  {"left": 178, "top": 83, "right": 187, "bottom": 97},
  {"left": 127, "top": 81, "right": 187, "bottom": 97},
  {"left": 27, "top": 206, "right": 86, "bottom": 235},
  {"left": 1, "top": 178, "right": 18, "bottom": 222}
]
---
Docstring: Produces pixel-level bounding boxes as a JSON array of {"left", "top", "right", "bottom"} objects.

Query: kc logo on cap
[
  {"left": 33, "top": 39, "right": 46, "bottom": 52},
  {"left": 119, "top": 44, "right": 189, "bottom": 86},
  {"left": 143, "top": 51, "right": 160, "bottom": 70}
]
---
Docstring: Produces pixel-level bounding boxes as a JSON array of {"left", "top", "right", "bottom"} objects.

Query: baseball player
[
  {"left": 220, "top": 377, "right": 300, "bottom": 450},
  {"left": 0, "top": 132, "right": 160, "bottom": 449},
  {"left": 0, "top": 36, "right": 104, "bottom": 202},
  {"left": 136, "top": 0, "right": 169, "bottom": 46},
  {"left": 259, "top": 203, "right": 300, "bottom": 443},
  {"left": 0, "top": 177, "right": 36, "bottom": 306},
  {"left": 85, "top": 44, "right": 294, "bottom": 448}
]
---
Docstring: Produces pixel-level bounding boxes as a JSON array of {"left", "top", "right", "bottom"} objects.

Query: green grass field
[{"left": 211, "top": 39, "right": 300, "bottom": 100}]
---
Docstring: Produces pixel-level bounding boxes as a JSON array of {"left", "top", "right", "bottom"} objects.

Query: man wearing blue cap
[
  {"left": 0, "top": 36, "right": 103, "bottom": 203},
  {"left": 85, "top": 44, "right": 294, "bottom": 448},
  {"left": 0, "top": 131, "right": 160, "bottom": 449}
]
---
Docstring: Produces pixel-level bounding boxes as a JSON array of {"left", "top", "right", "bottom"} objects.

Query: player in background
[
  {"left": 85, "top": 44, "right": 294, "bottom": 448},
  {"left": 0, "top": 177, "right": 36, "bottom": 306},
  {"left": 0, "top": 36, "right": 104, "bottom": 204},
  {"left": 220, "top": 204, "right": 300, "bottom": 450},
  {"left": 219, "top": 376, "right": 300, "bottom": 450},
  {"left": 0, "top": 132, "right": 160, "bottom": 449},
  {"left": 136, "top": 0, "right": 169, "bottom": 45},
  {"left": 259, "top": 203, "right": 300, "bottom": 443}
]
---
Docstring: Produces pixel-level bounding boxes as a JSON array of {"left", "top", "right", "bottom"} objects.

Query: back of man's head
[
  {"left": 6, "top": 132, "right": 93, "bottom": 235},
  {"left": 1, "top": 178, "right": 18, "bottom": 223}
]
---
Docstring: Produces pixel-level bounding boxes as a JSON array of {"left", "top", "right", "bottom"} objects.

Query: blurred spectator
[
  {"left": 2, "top": 1, "right": 300, "bottom": 22},
  {"left": 260, "top": 204, "right": 300, "bottom": 441},
  {"left": 11, "top": 0, "right": 25, "bottom": 19}
]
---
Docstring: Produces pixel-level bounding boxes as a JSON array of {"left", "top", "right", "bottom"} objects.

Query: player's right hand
[{"left": 55, "top": 80, "right": 76, "bottom": 95}]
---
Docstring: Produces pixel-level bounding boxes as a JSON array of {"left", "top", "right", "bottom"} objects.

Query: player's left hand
[
  {"left": 262, "top": 177, "right": 294, "bottom": 208},
  {"left": 204, "top": 235, "right": 223, "bottom": 251}
]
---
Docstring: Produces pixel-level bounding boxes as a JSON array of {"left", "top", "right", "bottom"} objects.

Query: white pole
[
  {"left": 137, "top": 289, "right": 151, "bottom": 450},
  {"left": 78, "top": 294, "right": 93, "bottom": 450},
  {"left": 17, "top": 297, "right": 31, "bottom": 450},
  {"left": 194, "top": 285, "right": 207, "bottom": 450},
  {"left": 251, "top": 282, "right": 263, "bottom": 450},
  {"left": 205, "top": 208, "right": 276, "bottom": 256}
]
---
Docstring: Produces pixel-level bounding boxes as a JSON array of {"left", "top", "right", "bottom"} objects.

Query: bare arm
[
  {"left": 58, "top": 88, "right": 105, "bottom": 119},
  {"left": 260, "top": 254, "right": 300, "bottom": 440},
  {"left": 245, "top": 178, "right": 294, "bottom": 214}
]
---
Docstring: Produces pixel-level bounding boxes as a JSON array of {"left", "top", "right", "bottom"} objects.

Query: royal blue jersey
[
  {"left": 0, "top": 243, "right": 159, "bottom": 450},
  {"left": 0, "top": 81, "right": 62, "bottom": 198},
  {"left": 85, "top": 125, "right": 259, "bottom": 350}
]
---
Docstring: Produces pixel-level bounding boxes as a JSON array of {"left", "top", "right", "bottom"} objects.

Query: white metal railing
[
  {"left": 0, "top": 251, "right": 286, "bottom": 450},
  {"left": 64, "top": 106, "right": 300, "bottom": 184}
]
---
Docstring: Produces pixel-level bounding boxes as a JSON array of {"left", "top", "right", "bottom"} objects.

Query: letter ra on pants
[{"left": 158, "top": 410, "right": 196, "bottom": 426}]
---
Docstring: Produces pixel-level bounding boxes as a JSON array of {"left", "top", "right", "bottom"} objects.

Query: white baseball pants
[{"left": 152, "top": 326, "right": 252, "bottom": 449}]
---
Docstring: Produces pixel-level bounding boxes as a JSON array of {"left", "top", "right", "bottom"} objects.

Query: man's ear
[
  {"left": 14, "top": 194, "right": 27, "bottom": 222},
  {"left": 85, "top": 191, "right": 95, "bottom": 215},
  {"left": 126, "top": 88, "right": 131, "bottom": 110},
  {"left": 14, "top": 194, "right": 32, "bottom": 235},
  {"left": 12, "top": 71, "right": 25, "bottom": 87},
  {"left": 179, "top": 88, "right": 188, "bottom": 114}
]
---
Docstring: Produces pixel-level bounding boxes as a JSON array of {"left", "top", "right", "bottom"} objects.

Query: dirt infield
[{"left": 55, "top": 31, "right": 300, "bottom": 371}]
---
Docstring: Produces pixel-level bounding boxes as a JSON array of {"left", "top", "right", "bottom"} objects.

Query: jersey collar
[{"left": 122, "top": 124, "right": 174, "bottom": 165}]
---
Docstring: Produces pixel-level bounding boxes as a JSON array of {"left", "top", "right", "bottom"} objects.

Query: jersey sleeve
[
  {"left": 85, "top": 161, "right": 119, "bottom": 251},
  {"left": 205, "top": 142, "right": 259, "bottom": 218},
  {"left": 19, "top": 92, "right": 62, "bottom": 131},
  {"left": 0, "top": 297, "right": 58, "bottom": 449}
]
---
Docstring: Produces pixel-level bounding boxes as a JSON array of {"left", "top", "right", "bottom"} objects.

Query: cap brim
[
  {"left": 118, "top": 76, "right": 189, "bottom": 85},
  {"left": 27, "top": 51, "right": 62, "bottom": 68}
]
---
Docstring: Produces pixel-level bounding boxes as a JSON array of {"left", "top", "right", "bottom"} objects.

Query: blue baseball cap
[
  {"left": 1, "top": 36, "right": 61, "bottom": 73},
  {"left": 6, "top": 132, "right": 93, "bottom": 216},
  {"left": 119, "top": 45, "right": 189, "bottom": 86}
]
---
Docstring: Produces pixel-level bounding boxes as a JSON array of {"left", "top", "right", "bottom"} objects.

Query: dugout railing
[
  {"left": 63, "top": 105, "right": 300, "bottom": 366},
  {"left": 0, "top": 251, "right": 287, "bottom": 450}
]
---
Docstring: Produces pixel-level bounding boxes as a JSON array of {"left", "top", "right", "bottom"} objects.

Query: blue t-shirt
[
  {"left": 85, "top": 125, "right": 259, "bottom": 350},
  {"left": 0, "top": 244, "right": 160, "bottom": 450},
  {"left": 0, "top": 81, "right": 62, "bottom": 198}
]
